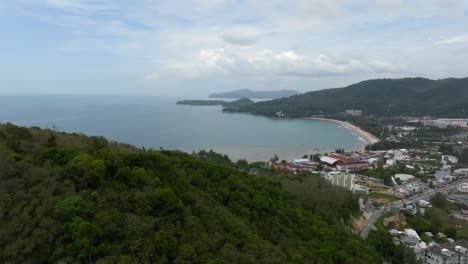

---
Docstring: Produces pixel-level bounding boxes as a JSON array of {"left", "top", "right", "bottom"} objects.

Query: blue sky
[{"left": 1, "top": 0, "right": 468, "bottom": 96}]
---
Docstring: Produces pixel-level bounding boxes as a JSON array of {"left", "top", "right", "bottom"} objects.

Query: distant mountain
[
  {"left": 209, "top": 89, "right": 300, "bottom": 99},
  {"left": 176, "top": 98, "right": 255, "bottom": 111},
  {"left": 176, "top": 100, "right": 226, "bottom": 106},
  {"left": 176, "top": 98, "right": 255, "bottom": 108},
  {"left": 224, "top": 77, "right": 468, "bottom": 118}
]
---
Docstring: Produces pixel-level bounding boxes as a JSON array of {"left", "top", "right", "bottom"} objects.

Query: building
[
  {"left": 442, "top": 155, "right": 459, "bottom": 165},
  {"left": 345, "top": 109, "right": 362, "bottom": 116},
  {"left": 458, "top": 182, "right": 468, "bottom": 193},
  {"left": 290, "top": 159, "right": 318, "bottom": 169},
  {"left": 454, "top": 168, "right": 468, "bottom": 177},
  {"left": 324, "top": 171, "right": 354, "bottom": 191},
  {"left": 423, "top": 240, "right": 468, "bottom": 264},
  {"left": 320, "top": 156, "right": 339, "bottom": 166},
  {"left": 395, "top": 174, "right": 416, "bottom": 183},
  {"left": 321, "top": 154, "right": 372, "bottom": 171},
  {"left": 336, "top": 162, "right": 373, "bottom": 171}
]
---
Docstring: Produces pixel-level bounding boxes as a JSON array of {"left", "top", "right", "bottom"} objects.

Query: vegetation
[
  {"left": 405, "top": 193, "right": 468, "bottom": 241},
  {"left": 224, "top": 77, "right": 468, "bottom": 118},
  {"left": 367, "top": 213, "right": 419, "bottom": 264},
  {"left": 0, "top": 123, "right": 385, "bottom": 263},
  {"left": 209, "top": 89, "right": 300, "bottom": 99},
  {"left": 176, "top": 98, "right": 254, "bottom": 108}
]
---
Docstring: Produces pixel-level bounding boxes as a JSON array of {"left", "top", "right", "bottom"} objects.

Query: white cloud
[
  {"left": 145, "top": 72, "right": 160, "bottom": 81},
  {"left": 168, "top": 48, "right": 406, "bottom": 78},
  {"left": 167, "top": 49, "right": 236, "bottom": 77},
  {"left": 3, "top": 0, "right": 468, "bottom": 94},
  {"left": 436, "top": 34, "right": 468, "bottom": 44}
]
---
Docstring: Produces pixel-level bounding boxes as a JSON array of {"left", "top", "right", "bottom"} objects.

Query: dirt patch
[
  {"left": 352, "top": 216, "right": 367, "bottom": 233},
  {"left": 383, "top": 214, "right": 407, "bottom": 230}
]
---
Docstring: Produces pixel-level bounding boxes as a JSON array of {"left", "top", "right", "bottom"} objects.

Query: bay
[{"left": 0, "top": 95, "right": 366, "bottom": 161}]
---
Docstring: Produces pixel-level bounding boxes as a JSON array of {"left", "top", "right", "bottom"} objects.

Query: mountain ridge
[
  {"left": 224, "top": 77, "right": 468, "bottom": 118},
  {"left": 209, "top": 89, "right": 300, "bottom": 99}
]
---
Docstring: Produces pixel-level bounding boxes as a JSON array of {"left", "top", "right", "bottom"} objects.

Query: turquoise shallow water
[{"left": 0, "top": 95, "right": 366, "bottom": 161}]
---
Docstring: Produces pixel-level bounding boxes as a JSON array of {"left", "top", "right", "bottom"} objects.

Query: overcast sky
[{"left": 1, "top": 0, "right": 467, "bottom": 96}]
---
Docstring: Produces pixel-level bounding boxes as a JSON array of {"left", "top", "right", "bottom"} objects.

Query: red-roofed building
[{"left": 329, "top": 154, "right": 359, "bottom": 165}]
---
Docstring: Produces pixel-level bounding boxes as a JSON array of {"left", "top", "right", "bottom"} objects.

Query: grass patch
[{"left": 370, "top": 192, "right": 399, "bottom": 203}]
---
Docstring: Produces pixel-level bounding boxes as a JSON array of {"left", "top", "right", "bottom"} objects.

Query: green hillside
[
  {"left": 225, "top": 77, "right": 468, "bottom": 118},
  {"left": 209, "top": 89, "right": 300, "bottom": 99},
  {"left": 0, "top": 123, "right": 398, "bottom": 263}
]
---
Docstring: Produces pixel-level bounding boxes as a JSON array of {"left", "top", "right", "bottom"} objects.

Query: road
[{"left": 359, "top": 179, "right": 468, "bottom": 239}]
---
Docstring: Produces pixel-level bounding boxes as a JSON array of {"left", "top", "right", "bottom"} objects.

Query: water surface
[{"left": 0, "top": 95, "right": 366, "bottom": 161}]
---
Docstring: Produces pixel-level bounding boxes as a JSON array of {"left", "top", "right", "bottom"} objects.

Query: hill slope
[
  {"left": 225, "top": 77, "right": 468, "bottom": 118},
  {"left": 0, "top": 123, "right": 391, "bottom": 263},
  {"left": 209, "top": 89, "right": 300, "bottom": 99}
]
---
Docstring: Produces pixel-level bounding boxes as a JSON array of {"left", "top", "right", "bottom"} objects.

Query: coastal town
[{"left": 265, "top": 116, "right": 468, "bottom": 263}]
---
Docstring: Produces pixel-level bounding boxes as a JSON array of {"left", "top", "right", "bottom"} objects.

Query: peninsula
[{"left": 209, "top": 89, "right": 300, "bottom": 99}]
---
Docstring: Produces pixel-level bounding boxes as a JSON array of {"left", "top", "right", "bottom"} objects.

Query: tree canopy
[{"left": 0, "top": 123, "right": 384, "bottom": 263}]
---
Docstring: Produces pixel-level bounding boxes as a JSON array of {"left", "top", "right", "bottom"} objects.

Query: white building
[
  {"left": 418, "top": 200, "right": 431, "bottom": 208},
  {"left": 405, "top": 228, "right": 421, "bottom": 240},
  {"left": 454, "top": 168, "right": 468, "bottom": 177},
  {"left": 393, "top": 149, "right": 410, "bottom": 162},
  {"left": 458, "top": 182, "right": 468, "bottom": 193},
  {"left": 423, "top": 240, "right": 468, "bottom": 264},
  {"left": 395, "top": 174, "right": 416, "bottom": 183},
  {"left": 324, "top": 171, "right": 354, "bottom": 191},
  {"left": 386, "top": 159, "right": 396, "bottom": 166},
  {"left": 442, "top": 155, "right": 459, "bottom": 165}
]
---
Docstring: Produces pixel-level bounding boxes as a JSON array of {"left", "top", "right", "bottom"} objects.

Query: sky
[{"left": 0, "top": 0, "right": 468, "bottom": 96}]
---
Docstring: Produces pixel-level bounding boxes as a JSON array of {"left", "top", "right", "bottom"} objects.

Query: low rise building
[
  {"left": 442, "top": 155, "right": 459, "bottom": 165},
  {"left": 395, "top": 174, "right": 416, "bottom": 183},
  {"left": 459, "top": 182, "right": 468, "bottom": 193},
  {"left": 423, "top": 240, "right": 468, "bottom": 264}
]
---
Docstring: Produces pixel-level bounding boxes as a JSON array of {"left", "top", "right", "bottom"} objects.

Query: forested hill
[
  {"left": 224, "top": 77, "right": 468, "bottom": 118},
  {"left": 209, "top": 89, "right": 300, "bottom": 99},
  {"left": 0, "top": 123, "right": 399, "bottom": 263}
]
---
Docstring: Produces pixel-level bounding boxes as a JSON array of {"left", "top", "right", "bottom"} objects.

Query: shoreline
[{"left": 306, "top": 117, "right": 380, "bottom": 147}]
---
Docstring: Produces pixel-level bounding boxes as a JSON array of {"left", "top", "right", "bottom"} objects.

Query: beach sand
[{"left": 307, "top": 117, "right": 380, "bottom": 146}]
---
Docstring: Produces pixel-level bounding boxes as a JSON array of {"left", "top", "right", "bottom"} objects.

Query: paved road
[{"left": 359, "top": 179, "right": 468, "bottom": 239}]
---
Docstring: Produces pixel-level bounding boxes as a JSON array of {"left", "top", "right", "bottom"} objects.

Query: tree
[
  {"left": 270, "top": 154, "right": 279, "bottom": 164},
  {"left": 47, "top": 133, "right": 57, "bottom": 148},
  {"left": 154, "top": 230, "right": 177, "bottom": 261},
  {"left": 54, "top": 196, "right": 93, "bottom": 220},
  {"left": 445, "top": 227, "right": 457, "bottom": 239},
  {"left": 430, "top": 192, "right": 448, "bottom": 208}
]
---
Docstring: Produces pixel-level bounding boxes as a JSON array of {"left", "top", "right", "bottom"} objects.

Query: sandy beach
[{"left": 307, "top": 117, "right": 380, "bottom": 146}]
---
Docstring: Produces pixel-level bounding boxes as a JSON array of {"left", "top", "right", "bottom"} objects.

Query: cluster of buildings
[
  {"left": 401, "top": 199, "right": 431, "bottom": 215},
  {"left": 389, "top": 226, "right": 468, "bottom": 262},
  {"left": 423, "top": 240, "right": 468, "bottom": 264},
  {"left": 425, "top": 118, "right": 468, "bottom": 129},
  {"left": 394, "top": 174, "right": 428, "bottom": 198},
  {"left": 390, "top": 228, "right": 427, "bottom": 258}
]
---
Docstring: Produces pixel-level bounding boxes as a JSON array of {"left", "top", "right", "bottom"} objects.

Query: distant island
[
  {"left": 209, "top": 89, "right": 300, "bottom": 99},
  {"left": 224, "top": 77, "right": 468, "bottom": 118},
  {"left": 177, "top": 98, "right": 255, "bottom": 109}
]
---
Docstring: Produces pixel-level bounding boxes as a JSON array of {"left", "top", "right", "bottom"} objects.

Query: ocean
[{"left": 0, "top": 95, "right": 366, "bottom": 161}]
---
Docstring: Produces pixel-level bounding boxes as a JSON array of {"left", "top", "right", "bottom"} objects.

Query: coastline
[{"left": 306, "top": 117, "right": 380, "bottom": 147}]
